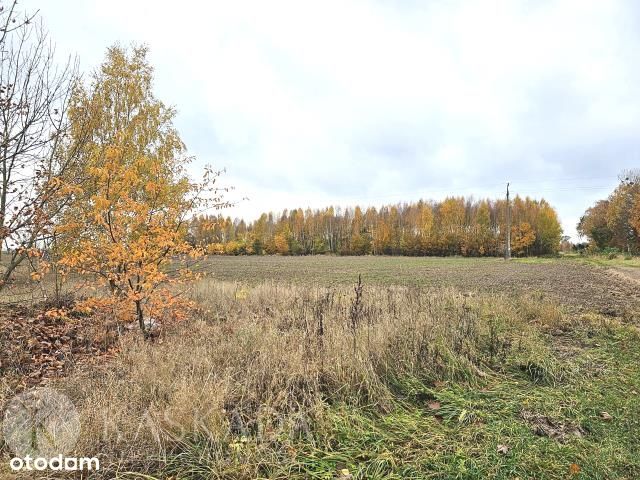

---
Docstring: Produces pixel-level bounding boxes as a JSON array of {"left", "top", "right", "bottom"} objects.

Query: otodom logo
[{"left": 2, "top": 387, "right": 99, "bottom": 472}]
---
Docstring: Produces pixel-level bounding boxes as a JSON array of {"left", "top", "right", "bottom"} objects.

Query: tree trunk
[{"left": 136, "top": 299, "right": 147, "bottom": 338}]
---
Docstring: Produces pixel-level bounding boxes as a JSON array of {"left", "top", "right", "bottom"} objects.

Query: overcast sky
[{"left": 26, "top": 0, "right": 640, "bottom": 239}]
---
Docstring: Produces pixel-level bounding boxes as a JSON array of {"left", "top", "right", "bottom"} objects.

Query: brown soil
[
  {"left": 447, "top": 262, "right": 640, "bottom": 319},
  {"left": 201, "top": 256, "right": 640, "bottom": 319}
]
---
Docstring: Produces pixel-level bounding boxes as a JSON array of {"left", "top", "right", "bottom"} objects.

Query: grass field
[
  {"left": 197, "top": 255, "right": 640, "bottom": 316},
  {"left": 1, "top": 256, "right": 640, "bottom": 479}
]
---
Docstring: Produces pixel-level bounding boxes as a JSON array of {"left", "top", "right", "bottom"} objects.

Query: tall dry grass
[{"left": 42, "top": 278, "right": 567, "bottom": 477}]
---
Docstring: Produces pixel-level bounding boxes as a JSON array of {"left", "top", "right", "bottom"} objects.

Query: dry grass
[
  {"left": 193, "top": 255, "right": 640, "bottom": 319},
  {"left": 32, "top": 278, "right": 564, "bottom": 478},
  {"left": 2, "top": 269, "right": 640, "bottom": 478},
  {"left": 2, "top": 257, "right": 640, "bottom": 478}
]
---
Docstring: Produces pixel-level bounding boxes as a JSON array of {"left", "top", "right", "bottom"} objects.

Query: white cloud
[{"left": 26, "top": 0, "right": 640, "bottom": 239}]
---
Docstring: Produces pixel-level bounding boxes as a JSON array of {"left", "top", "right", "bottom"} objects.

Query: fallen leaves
[
  {"left": 337, "top": 468, "right": 353, "bottom": 479},
  {"left": 0, "top": 302, "right": 120, "bottom": 391},
  {"left": 497, "top": 444, "right": 510, "bottom": 454},
  {"left": 426, "top": 399, "right": 444, "bottom": 422},
  {"left": 569, "top": 463, "right": 581, "bottom": 476},
  {"left": 599, "top": 411, "right": 613, "bottom": 421}
]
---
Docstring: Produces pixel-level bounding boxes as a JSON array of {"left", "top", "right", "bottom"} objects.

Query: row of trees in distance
[{"left": 189, "top": 196, "right": 563, "bottom": 257}]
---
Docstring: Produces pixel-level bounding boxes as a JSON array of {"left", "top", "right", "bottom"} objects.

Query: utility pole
[{"left": 505, "top": 182, "right": 511, "bottom": 260}]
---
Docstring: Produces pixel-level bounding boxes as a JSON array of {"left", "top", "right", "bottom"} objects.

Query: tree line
[
  {"left": 189, "top": 196, "right": 563, "bottom": 257},
  {"left": 578, "top": 170, "right": 640, "bottom": 254}
]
